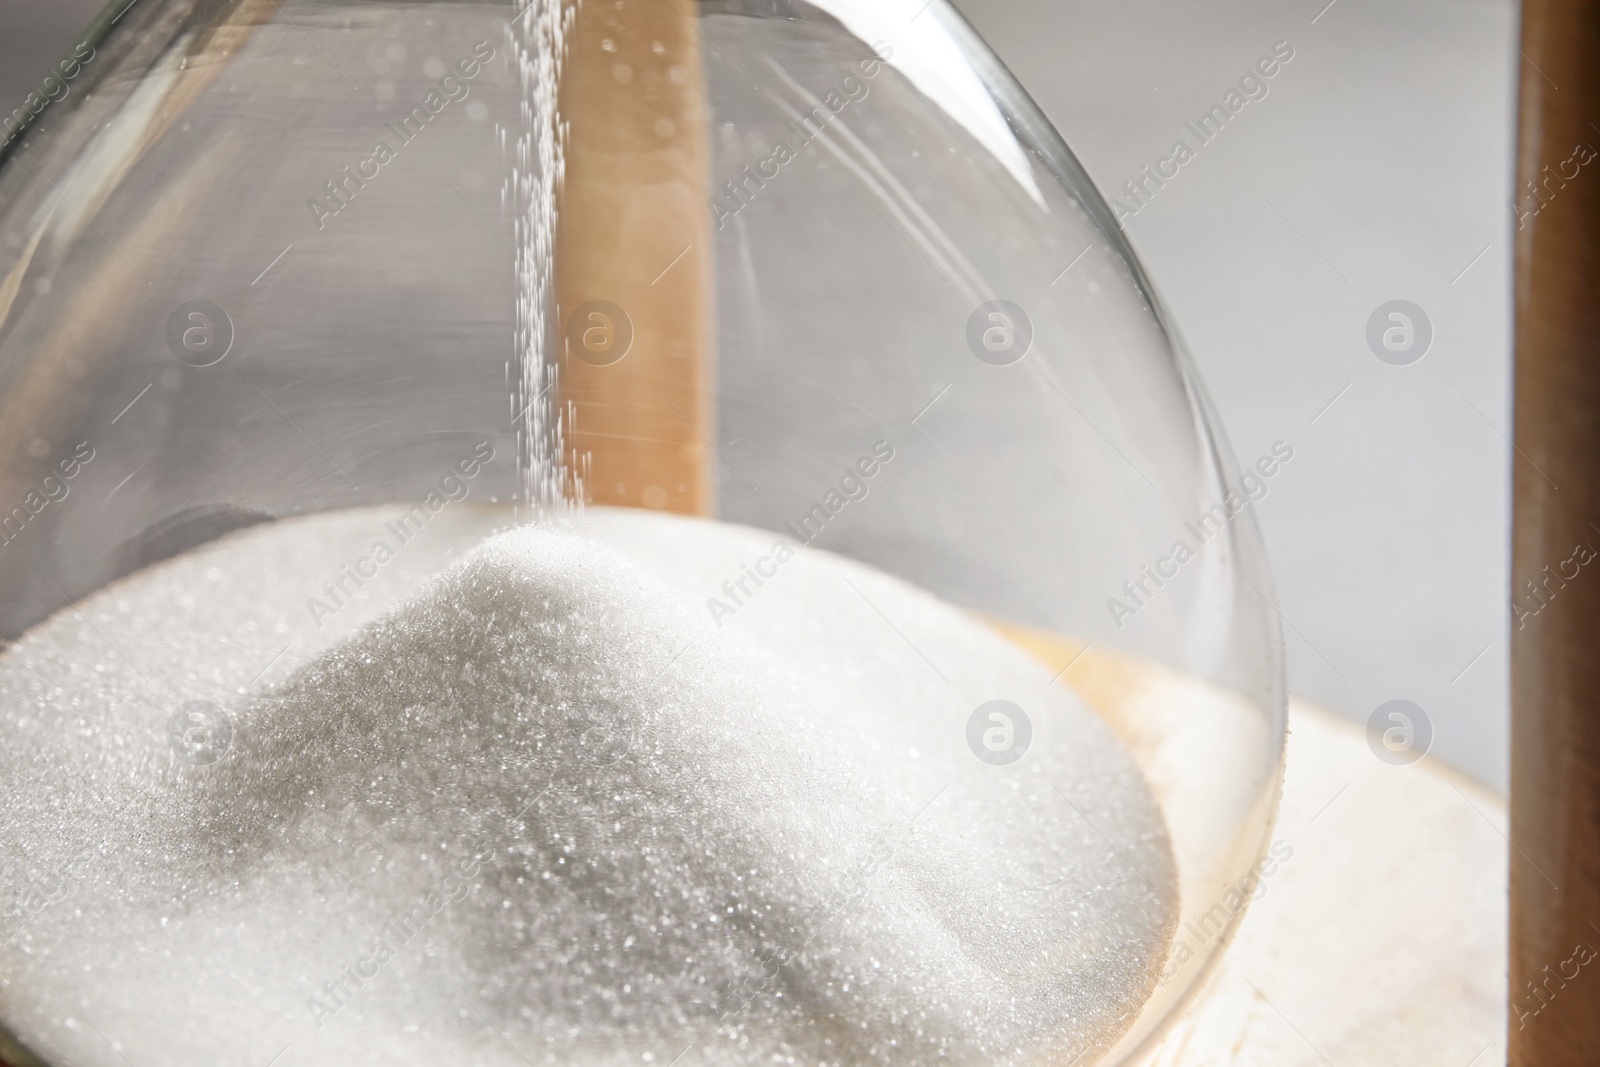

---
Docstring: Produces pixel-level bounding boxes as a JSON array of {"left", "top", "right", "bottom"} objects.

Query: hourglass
[{"left": 0, "top": 0, "right": 1283, "bottom": 1064}]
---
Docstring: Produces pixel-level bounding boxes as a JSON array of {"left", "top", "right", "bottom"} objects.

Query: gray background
[
  {"left": 0, "top": 0, "right": 1516, "bottom": 790},
  {"left": 949, "top": 0, "right": 1515, "bottom": 793}
]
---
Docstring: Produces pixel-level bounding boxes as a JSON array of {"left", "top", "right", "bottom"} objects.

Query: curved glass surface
[{"left": 0, "top": 1, "right": 1284, "bottom": 1064}]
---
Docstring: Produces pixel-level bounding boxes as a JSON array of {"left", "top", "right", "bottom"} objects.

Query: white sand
[{"left": 0, "top": 507, "right": 1175, "bottom": 1066}]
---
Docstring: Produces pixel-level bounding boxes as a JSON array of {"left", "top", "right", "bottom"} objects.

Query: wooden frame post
[{"left": 1512, "top": 1, "right": 1600, "bottom": 1060}]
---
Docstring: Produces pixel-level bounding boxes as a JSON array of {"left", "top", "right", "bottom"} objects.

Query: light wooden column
[{"left": 556, "top": 0, "right": 714, "bottom": 515}]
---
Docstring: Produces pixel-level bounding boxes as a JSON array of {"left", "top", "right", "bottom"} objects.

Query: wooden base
[{"left": 1129, "top": 702, "right": 1505, "bottom": 1066}]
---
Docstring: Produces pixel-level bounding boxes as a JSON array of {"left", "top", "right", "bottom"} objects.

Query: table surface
[{"left": 1128, "top": 699, "right": 1506, "bottom": 1066}]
